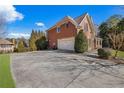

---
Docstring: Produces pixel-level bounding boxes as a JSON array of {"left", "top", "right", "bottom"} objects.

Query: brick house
[{"left": 47, "top": 13, "right": 102, "bottom": 51}]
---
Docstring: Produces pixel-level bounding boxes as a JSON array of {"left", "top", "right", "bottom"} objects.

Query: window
[
  {"left": 56, "top": 27, "right": 61, "bottom": 33},
  {"left": 84, "top": 23, "right": 88, "bottom": 32},
  {"left": 65, "top": 23, "right": 69, "bottom": 28},
  {"left": 1, "top": 45, "right": 5, "bottom": 48}
]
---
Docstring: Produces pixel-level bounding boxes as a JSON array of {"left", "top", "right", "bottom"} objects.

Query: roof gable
[
  {"left": 0, "top": 39, "right": 13, "bottom": 45},
  {"left": 47, "top": 13, "right": 95, "bottom": 35},
  {"left": 56, "top": 16, "right": 78, "bottom": 27},
  {"left": 86, "top": 14, "right": 96, "bottom": 35},
  {"left": 75, "top": 13, "right": 96, "bottom": 35},
  {"left": 74, "top": 13, "right": 87, "bottom": 24},
  {"left": 47, "top": 16, "right": 78, "bottom": 31}
]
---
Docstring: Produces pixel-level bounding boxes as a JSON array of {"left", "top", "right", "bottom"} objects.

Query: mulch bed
[{"left": 111, "top": 58, "right": 124, "bottom": 64}]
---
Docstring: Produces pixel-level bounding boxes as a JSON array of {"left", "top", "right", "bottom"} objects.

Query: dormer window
[{"left": 57, "top": 27, "right": 61, "bottom": 33}]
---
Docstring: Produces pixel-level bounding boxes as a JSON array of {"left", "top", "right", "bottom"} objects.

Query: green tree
[
  {"left": 29, "top": 29, "right": 47, "bottom": 51},
  {"left": 74, "top": 30, "right": 88, "bottom": 53},
  {"left": 102, "top": 37, "right": 110, "bottom": 47},
  {"left": 99, "top": 22, "right": 110, "bottom": 47},
  {"left": 33, "top": 30, "right": 38, "bottom": 39},
  {"left": 108, "top": 27, "right": 124, "bottom": 58},
  {"left": 117, "top": 18, "right": 124, "bottom": 32},
  {"left": 117, "top": 18, "right": 124, "bottom": 50},
  {"left": 40, "top": 31, "right": 44, "bottom": 37},
  {"left": 99, "top": 22, "right": 109, "bottom": 38},
  {"left": 99, "top": 15, "right": 124, "bottom": 51},
  {"left": 38, "top": 30, "right": 41, "bottom": 37},
  {"left": 17, "top": 39, "right": 25, "bottom": 52},
  {"left": 106, "top": 14, "right": 123, "bottom": 28},
  {"left": 31, "top": 29, "right": 35, "bottom": 36},
  {"left": 35, "top": 36, "right": 47, "bottom": 50},
  {"left": 29, "top": 38, "right": 37, "bottom": 51},
  {"left": 29, "top": 30, "right": 37, "bottom": 51}
]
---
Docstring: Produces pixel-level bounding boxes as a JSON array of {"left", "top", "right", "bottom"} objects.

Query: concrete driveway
[{"left": 11, "top": 50, "right": 124, "bottom": 88}]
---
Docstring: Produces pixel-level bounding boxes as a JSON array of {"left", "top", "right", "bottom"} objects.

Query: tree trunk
[{"left": 114, "top": 50, "right": 118, "bottom": 58}]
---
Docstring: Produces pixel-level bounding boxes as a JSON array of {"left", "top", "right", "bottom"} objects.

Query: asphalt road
[{"left": 11, "top": 50, "right": 124, "bottom": 88}]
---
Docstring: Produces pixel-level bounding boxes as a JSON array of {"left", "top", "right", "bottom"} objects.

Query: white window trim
[{"left": 57, "top": 27, "right": 61, "bottom": 33}]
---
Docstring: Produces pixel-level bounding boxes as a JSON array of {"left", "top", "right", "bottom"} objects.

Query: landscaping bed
[{"left": 112, "top": 50, "right": 124, "bottom": 59}]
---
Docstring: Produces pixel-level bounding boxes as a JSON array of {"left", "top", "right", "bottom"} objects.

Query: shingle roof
[
  {"left": 47, "top": 13, "right": 89, "bottom": 31},
  {"left": 0, "top": 39, "right": 13, "bottom": 45},
  {"left": 59, "top": 16, "right": 78, "bottom": 26},
  {"left": 47, "top": 15, "right": 78, "bottom": 31},
  {"left": 74, "top": 13, "right": 87, "bottom": 24}
]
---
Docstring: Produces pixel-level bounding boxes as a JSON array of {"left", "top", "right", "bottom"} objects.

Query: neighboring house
[
  {"left": 0, "top": 39, "right": 14, "bottom": 53},
  {"left": 47, "top": 13, "right": 102, "bottom": 51}
]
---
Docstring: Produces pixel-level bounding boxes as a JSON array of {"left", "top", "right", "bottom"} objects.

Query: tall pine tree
[
  {"left": 29, "top": 29, "right": 47, "bottom": 51},
  {"left": 29, "top": 29, "right": 37, "bottom": 51},
  {"left": 17, "top": 39, "right": 25, "bottom": 52}
]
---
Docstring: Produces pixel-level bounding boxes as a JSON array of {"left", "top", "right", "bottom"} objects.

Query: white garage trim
[{"left": 57, "top": 37, "right": 75, "bottom": 51}]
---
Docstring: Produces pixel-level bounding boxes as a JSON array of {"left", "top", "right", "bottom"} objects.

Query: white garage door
[{"left": 57, "top": 37, "right": 75, "bottom": 51}]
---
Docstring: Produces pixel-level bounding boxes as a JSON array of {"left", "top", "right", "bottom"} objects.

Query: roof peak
[
  {"left": 47, "top": 12, "right": 90, "bottom": 31},
  {"left": 74, "top": 13, "right": 89, "bottom": 24},
  {"left": 63, "top": 15, "right": 73, "bottom": 19},
  {"left": 75, "top": 13, "right": 88, "bottom": 19}
]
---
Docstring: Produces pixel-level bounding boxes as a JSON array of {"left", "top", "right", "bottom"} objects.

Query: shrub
[
  {"left": 14, "top": 47, "right": 18, "bottom": 52},
  {"left": 35, "top": 36, "right": 48, "bottom": 50},
  {"left": 74, "top": 30, "right": 88, "bottom": 53},
  {"left": 98, "top": 48, "right": 112, "bottom": 59},
  {"left": 25, "top": 48, "right": 31, "bottom": 52}
]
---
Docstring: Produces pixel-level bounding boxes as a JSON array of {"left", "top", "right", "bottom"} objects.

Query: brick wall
[{"left": 47, "top": 22, "right": 77, "bottom": 48}]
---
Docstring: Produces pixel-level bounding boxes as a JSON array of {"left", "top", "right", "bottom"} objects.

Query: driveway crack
[{"left": 64, "top": 68, "right": 86, "bottom": 88}]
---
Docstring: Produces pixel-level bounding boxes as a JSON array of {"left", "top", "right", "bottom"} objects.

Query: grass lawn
[
  {"left": 112, "top": 50, "right": 124, "bottom": 58},
  {"left": 0, "top": 54, "right": 15, "bottom": 88}
]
